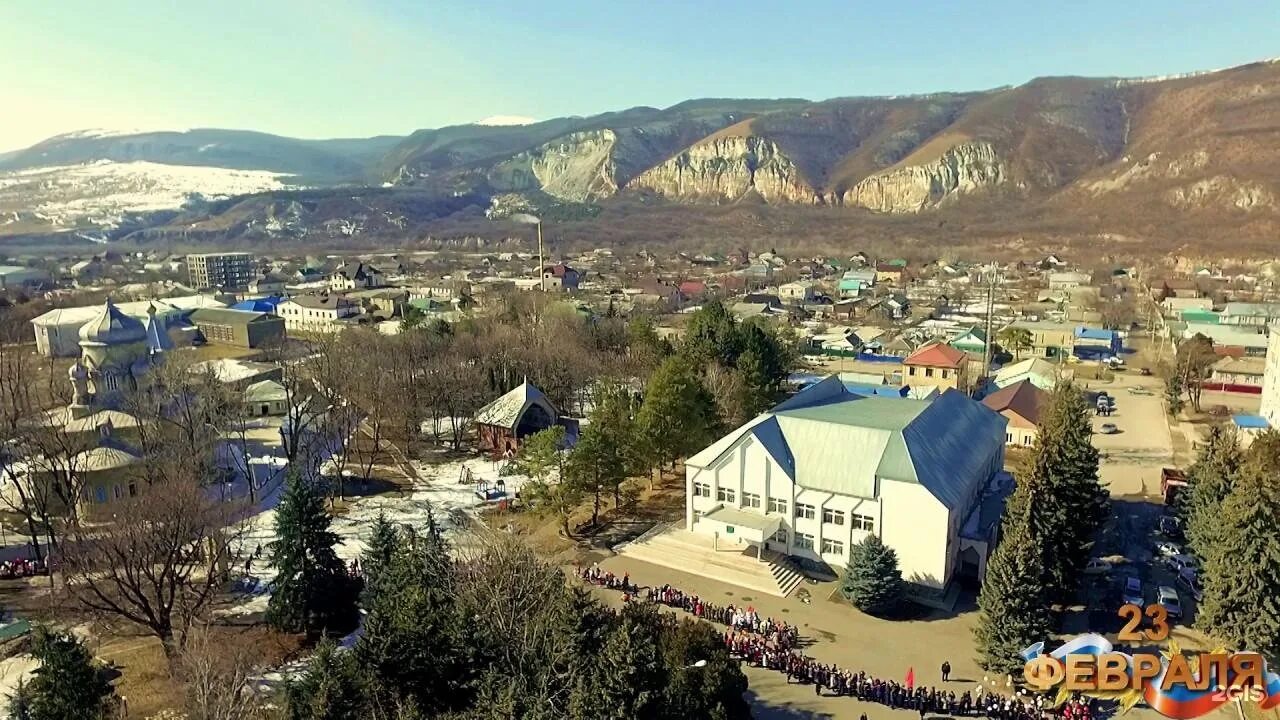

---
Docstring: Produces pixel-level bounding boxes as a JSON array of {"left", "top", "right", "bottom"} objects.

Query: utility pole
[
  {"left": 979, "top": 267, "right": 999, "bottom": 395},
  {"left": 537, "top": 220, "right": 545, "bottom": 292}
]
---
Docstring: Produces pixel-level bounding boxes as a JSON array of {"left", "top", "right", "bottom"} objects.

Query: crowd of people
[
  {"left": 576, "top": 564, "right": 637, "bottom": 594},
  {"left": 646, "top": 583, "right": 801, "bottom": 651},
  {"left": 581, "top": 568, "right": 1090, "bottom": 720}
]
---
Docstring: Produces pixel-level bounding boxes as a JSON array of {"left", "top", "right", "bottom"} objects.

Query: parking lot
[{"left": 1084, "top": 382, "right": 1175, "bottom": 497}]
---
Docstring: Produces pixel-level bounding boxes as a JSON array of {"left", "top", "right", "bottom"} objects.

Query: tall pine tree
[
  {"left": 1180, "top": 425, "right": 1243, "bottom": 558},
  {"left": 841, "top": 535, "right": 905, "bottom": 616},
  {"left": 1016, "top": 382, "right": 1108, "bottom": 600},
  {"left": 285, "top": 638, "right": 366, "bottom": 720},
  {"left": 267, "top": 470, "right": 359, "bottom": 636},
  {"left": 355, "top": 520, "right": 469, "bottom": 716},
  {"left": 361, "top": 511, "right": 399, "bottom": 607},
  {"left": 8, "top": 627, "right": 118, "bottom": 720},
  {"left": 636, "top": 356, "right": 717, "bottom": 474},
  {"left": 1196, "top": 461, "right": 1280, "bottom": 659},
  {"left": 975, "top": 495, "right": 1052, "bottom": 674}
]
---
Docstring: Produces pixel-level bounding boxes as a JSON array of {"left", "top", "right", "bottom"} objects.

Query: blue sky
[{"left": 2, "top": 0, "right": 1277, "bottom": 151}]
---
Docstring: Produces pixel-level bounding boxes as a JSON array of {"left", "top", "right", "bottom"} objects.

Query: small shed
[
  {"left": 1160, "top": 468, "right": 1188, "bottom": 505},
  {"left": 474, "top": 382, "right": 560, "bottom": 459}
]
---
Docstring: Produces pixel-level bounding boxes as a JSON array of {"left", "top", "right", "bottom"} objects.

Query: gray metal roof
[{"left": 688, "top": 375, "right": 1006, "bottom": 510}]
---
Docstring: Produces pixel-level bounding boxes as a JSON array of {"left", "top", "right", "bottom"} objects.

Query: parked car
[
  {"left": 1177, "top": 571, "right": 1204, "bottom": 602},
  {"left": 1168, "top": 554, "right": 1198, "bottom": 575},
  {"left": 1155, "top": 541, "right": 1182, "bottom": 558},
  {"left": 1159, "top": 516, "right": 1184, "bottom": 539},
  {"left": 1122, "top": 576, "right": 1144, "bottom": 606},
  {"left": 1100, "top": 423, "right": 1119, "bottom": 434},
  {"left": 1158, "top": 585, "right": 1183, "bottom": 619},
  {"left": 1084, "top": 558, "right": 1113, "bottom": 575}
]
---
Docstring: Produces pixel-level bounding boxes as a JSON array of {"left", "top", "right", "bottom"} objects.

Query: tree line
[
  {"left": 1177, "top": 427, "right": 1280, "bottom": 660},
  {"left": 505, "top": 298, "right": 796, "bottom": 536}
]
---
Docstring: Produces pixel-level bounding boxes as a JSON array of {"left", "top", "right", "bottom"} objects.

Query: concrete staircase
[{"left": 615, "top": 526, "right": 805, "bottom": 598}]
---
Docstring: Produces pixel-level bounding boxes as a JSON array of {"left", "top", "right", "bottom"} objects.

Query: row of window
[
  {"left": 906, "top": 366, "right": 951, "bottom": 379},
  {"left": 770, "top": 529, "right": 845, "bottom": 556},
  {"left": 694, "top": 484, "right": 875, "bottom": 532},
  {"left": 1006, "top": 433, "right": 1035, "bottom": 447}
]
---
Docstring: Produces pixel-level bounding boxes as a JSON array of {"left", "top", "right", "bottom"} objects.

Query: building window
[
  {"left": 743, "top": 492, "right": 761, "bottom": 509},
  {"left": 925, "top": 368, "right": 934, "bottom": 377},
  {"left": 128, "top": 482, "right": 137, "bottom": 497},
  {"left": 941, "top": 370, "right": 949, "bottom": 378},
  {"left": 1006, "top": 432, "right": 1014, "bottom": 443},
  {"left": 852, "top": 513, "right": 875, "bottom": 532},
  {"left": 908, "top": 367, "right": 916, "bottom": 376},
  {"left": 821, "top": 538, "right": 845, "bottom": 555},
  {"left": 113, "top": 484, "right": 123, "bottom": 500},
  {"left": 767, "top": 497, "right": 788, "bottom": 514},
  {"left": 1023, "top": 435, "right": 1034, "bottom": 447},
  {"left": 693, "top": 482, "right": 711, "bottom": 498},
  {"left": 822, "top": 508, "right": 845, "bottom": 525},
  {"left": 716, "top": 487, "right": 735, "bottom": 503},
  {"left": 795, "top": 533, "right": 814, "bottom": 550},
  {"left": 794, "top": 503, "right": 815, "bottom": 520},
  {"left": 772, "top": 528, "right": 788, "bottom": 543}
]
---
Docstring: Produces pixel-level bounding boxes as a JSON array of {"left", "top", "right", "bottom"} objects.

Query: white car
[
  {"left": 1155, "top": 541, "right": 1182, "bottom": 558},
  {"left": 1158, "top": 585, "right": 1182, "bottom": 619}
]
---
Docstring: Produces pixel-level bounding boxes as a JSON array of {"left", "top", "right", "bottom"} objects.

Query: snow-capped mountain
[{"left": 0, "top": 160, "right": 295, "bottom": 232}]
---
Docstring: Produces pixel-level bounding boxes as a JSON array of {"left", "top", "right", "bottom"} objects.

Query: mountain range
[{"left": 3, "top": 58, "right": 1279, "bottom": 255}]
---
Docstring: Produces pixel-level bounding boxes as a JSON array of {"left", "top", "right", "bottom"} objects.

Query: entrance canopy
[{"left": 702, "top": 505, "right": 782, "bottom": 544}]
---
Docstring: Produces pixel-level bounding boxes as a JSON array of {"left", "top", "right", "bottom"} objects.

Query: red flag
[{"left": 905, "top": 667, "right": 915, "bottom": 690}]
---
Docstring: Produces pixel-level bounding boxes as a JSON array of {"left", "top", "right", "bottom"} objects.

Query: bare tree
[
  {"left": 62, "top": 476, "right": 249, "bottom": 665},
  {"left": 61, "top": 356, "right": 249, "bottom": 666},
  {"left": 179, "top": 623, "right": 269, "bottom": 720}
]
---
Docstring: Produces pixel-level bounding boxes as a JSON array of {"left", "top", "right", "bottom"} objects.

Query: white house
[
  {"left": 277, "top": 294, "right": 359, "bottom": 334},
  {"left": 684, "top": 377, "right": 1008, "bottom": 590},
  {"left": 779, "top": 281, "right": 818, "bottom": 303},
  {"left": 328, "top": 262, "right": 384, "bottom": 291},
  {"left": 1261, "top": 328, "right": 1280, "bottom": 428}
]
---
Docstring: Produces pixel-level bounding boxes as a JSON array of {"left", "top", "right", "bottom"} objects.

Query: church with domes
[{"left": 67, "top": 299, "right": 172, "bottom": 419}]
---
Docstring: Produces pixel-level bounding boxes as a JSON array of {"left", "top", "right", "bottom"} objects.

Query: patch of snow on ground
[
  {"left": 223, "top": 456, "right": 527, "bottom": 618},
  {"left": 237, "top": 455, "right": 528, "bottom": 692},
  {"left": 0, "top": 654, "right": 38, "bottom": 715}
]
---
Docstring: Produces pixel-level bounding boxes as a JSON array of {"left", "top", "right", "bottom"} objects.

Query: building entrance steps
[{"left": 613, "top": 524, "right": 804, "bottom": 598}]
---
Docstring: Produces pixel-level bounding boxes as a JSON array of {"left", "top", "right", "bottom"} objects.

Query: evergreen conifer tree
[
  {"left": 1181, "top": 425, "right": 1242, "bottom": 557},
  {"left": 267, "top": 470, "right": 359, "bottom": 635},
  {"left": 636, "top": 356, "right": 718, "bottom": 470},
  {"left": 975, "top": 495, "right": 1052, "bottom": 674},
  {"left": 1016, "top": 382, "right": 1107, "bottom": 599},
  {"left": 841, "top": 534, "right": 905, "bottom": 616},
  {"left": 361, "top": 511, "right": 399, "bottom": 607},
  {"left": 355, "top": 522, "right": 468, "bottom": 716},
  {"left": 285, "top": 639, "right": 365, "bottom": 720},
  {"left": 1197, "top": 454, "right": 1280, "bottom": 659},
  {"left": 9, "top": 627, "right": 118, "bottom": 720}
]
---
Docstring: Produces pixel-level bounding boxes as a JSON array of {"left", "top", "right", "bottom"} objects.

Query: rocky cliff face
[
  {"left": 839, "top": 141, "right": 1006, "bottom": 212},
  {"left": 487, "top": 129, "right": 619, "bottom": 202},
  {"left": 627, "top": 135, "right": 815, "bottom": 203}
]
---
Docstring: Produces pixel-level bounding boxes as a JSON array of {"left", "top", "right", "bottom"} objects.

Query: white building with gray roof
[{"left": 685, "top": 376, "right": 1008, "bottom": 590}]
